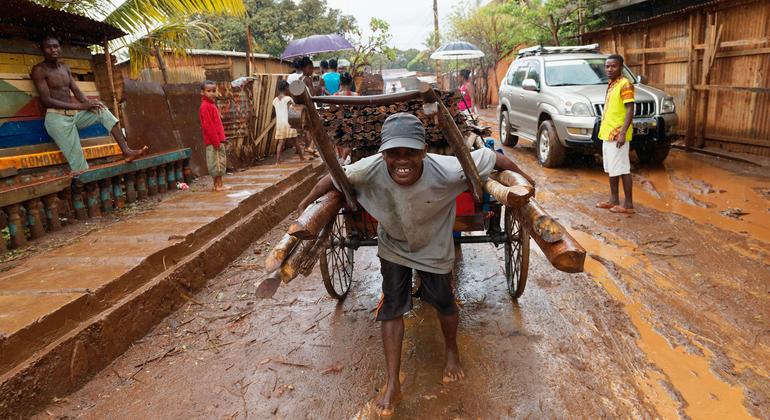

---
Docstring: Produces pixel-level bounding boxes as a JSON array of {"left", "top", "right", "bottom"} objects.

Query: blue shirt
[{"left": 322, "top": 72, "right": 340, "bottom": 95}]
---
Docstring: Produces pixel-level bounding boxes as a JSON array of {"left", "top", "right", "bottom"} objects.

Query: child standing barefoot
[
  {"left": 273, "top": 80, "right": 301, "bottom": 165},
  {"left": 199, "top": 80, "right": 231, "bottom": 191}
]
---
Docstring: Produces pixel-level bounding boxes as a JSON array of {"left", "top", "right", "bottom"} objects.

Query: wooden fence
[{"left": 583, "top": 0, "right": 770, "bottom": 156}]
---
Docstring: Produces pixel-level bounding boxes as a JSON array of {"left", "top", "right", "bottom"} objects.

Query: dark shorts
[{"left": 376, "top": 258, "right": 457, "bottom": 321}]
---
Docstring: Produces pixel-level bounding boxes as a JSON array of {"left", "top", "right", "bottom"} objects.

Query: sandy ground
[{"left": 37, "top": 112, "right": 769, "bottom": 419}]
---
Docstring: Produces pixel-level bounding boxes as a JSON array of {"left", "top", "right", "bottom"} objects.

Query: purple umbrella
[{"left": 281, "top": 34, "right": 354, "bottom": 60}]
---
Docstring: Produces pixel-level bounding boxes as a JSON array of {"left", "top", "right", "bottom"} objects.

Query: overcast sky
[{"left": 324, "top": 0, "right": 491, "bottom": 50}]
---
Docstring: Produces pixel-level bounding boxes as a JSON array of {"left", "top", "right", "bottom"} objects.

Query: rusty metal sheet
[
  {"left": 3, "top": 0, "right": 125, "bottom": 44},
  {"left": 163, "top": 83, "right": 209, "bottom": 176},
  {"left": 122, "top": 79, "right": 184, "bottom": 160}
]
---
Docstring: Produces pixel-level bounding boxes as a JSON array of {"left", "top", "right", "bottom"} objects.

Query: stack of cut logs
[{"left": 319, "top": 91, "right": 469, "bottom": 154}]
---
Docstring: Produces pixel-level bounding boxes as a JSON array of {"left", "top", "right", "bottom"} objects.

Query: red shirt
[{"left": 199, "top": 96, "right": 226, "bottom": 148}]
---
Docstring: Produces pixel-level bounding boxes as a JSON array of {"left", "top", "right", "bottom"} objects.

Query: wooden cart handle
[
  {"left": 289, "top": 81, "right": 358, "bottom": 211},
  {"left": 418, "top": 83, "right": 484, "bottom": 203},
  {"left": 311, "top": 90, "right": 422, "bottom": 106}
]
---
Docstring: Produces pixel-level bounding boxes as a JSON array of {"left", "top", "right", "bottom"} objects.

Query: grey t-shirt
[{"left": 334, "top": 148, "right": 496, "bottom": 274}]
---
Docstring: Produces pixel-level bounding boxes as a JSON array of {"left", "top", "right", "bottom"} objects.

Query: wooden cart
[
  {"left": 288, "top": 82, "right": 533, "bottom": 301},
  {"left": 319, "top": 193, "right": 530, "bottom": 300}
]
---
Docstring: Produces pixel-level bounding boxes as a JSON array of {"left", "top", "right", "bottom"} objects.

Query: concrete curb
[{"left": 0, "top": 162, "right": 324, "bottom": 418}]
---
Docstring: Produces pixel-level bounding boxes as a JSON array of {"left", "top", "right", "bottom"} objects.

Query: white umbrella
[
  {"left": 430, "top": 41, "right": 485, "bottom": 60},
  {"left": 431, "top": 41, "right": 485, "bottom": 122}
]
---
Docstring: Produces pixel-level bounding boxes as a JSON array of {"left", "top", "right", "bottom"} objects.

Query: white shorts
[{"left": 602, "top": 140, "right": 630, "bottom": 177}]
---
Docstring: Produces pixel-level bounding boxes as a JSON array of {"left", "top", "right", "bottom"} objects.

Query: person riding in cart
[{"left": 298, "top": 113, "right": 535, "bottom": 416}]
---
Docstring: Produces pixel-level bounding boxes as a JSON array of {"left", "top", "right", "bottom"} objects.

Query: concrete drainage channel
[{"left": 0, "top": 162, "right": 324, "bottom": 418}]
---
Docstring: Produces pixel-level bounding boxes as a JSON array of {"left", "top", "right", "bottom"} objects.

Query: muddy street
[{"left": 40, "top": 120, "right": 769, "bottom": 419}]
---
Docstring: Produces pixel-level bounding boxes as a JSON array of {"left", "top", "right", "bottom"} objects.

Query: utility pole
[{"left": 433, "top": 0, "right": 441, "bottom": 89}]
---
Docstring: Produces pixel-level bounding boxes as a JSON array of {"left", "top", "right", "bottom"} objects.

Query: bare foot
[
  {"left": 442, "top": 348, "right": 465, "bottom": 383},
  {"left": 124, "top": 145, "right": 150, "bottom": 163},
  {"left": 214, "top": 185, "right": 232, "bottom": 192},
  {"left": 375, "top": 382, "right": 402, "bottom": 417},
  {"left": 595, "top": 201, "right": 617, "bottom": 209}
]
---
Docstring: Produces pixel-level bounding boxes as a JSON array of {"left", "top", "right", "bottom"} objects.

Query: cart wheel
[
  {"left": 504, "top": 207, "right": 530, "bottom": 299},
  {"left": 320, "top": 214, "right": 354, "bottom": 300}
]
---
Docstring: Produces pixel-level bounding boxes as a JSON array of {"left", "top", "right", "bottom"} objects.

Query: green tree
[
  {"left": 448, "top": 1, "right": 519, "bottom": 107},
  {"left": 505, "top": 0, "right": 604, "bottom": 46},
  {"left": 369, "top": 49, "right": 433, "bottom": 72},
  {"left": 199, "top": 0, "right": 355, "bottom": 58},
  {"left": 346, "top": 18, "right": 396, "bottom": 76}
]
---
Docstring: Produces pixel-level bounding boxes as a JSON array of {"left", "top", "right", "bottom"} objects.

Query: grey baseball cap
[{"left": 378, "top": 112, "right": 426, "bottom": 153}]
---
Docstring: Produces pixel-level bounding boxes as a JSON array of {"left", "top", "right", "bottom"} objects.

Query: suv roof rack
[{"left": 517, "top": 44, "right": 600, "bottom": 58}]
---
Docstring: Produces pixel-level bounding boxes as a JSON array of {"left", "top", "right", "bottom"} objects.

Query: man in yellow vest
[{"left": 596, "top": 54, "right": 635, "bottom": 214}]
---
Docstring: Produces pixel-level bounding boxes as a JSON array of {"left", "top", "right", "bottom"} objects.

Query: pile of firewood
[
  {"left": 318, "top": 91, "right": 469, "bottom": 151},
  {"left": 356, "top": 73, "right": 384, "bottom": 95}
]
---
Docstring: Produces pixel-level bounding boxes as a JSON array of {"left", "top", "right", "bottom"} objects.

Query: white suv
[{"left": 497, "top": 44, "right": 678, "bottom": 167}]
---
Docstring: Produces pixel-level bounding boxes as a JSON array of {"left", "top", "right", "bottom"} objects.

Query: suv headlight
[
  {"left": 661, "top": 96, "right": 675, "bottom": 114},
  {"left": 561, "top": 100, "right": 592, "bottom": 117}
]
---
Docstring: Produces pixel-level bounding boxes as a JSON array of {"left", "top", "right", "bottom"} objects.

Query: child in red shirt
[{"left": 199, "top": 80, "right": 231, "bottom": 191}]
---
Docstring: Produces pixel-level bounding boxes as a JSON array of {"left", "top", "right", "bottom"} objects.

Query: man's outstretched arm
[
  {"left": 493, "top": 151, "right": 536, "bottom": 187},
  {"left": 298, "top": 174, "right": 337, "bottom": 214}
]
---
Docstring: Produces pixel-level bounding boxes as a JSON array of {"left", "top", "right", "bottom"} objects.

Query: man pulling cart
[
  {"left": 261, "top": 81, "right": 586, "bottom": 417},
  {"left": 297, "top": 112, "right": 534, "bottom": 415}
]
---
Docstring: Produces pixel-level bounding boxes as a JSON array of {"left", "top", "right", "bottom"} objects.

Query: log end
[
  {"left": 287, "top": 224, "right": 316, "bottom": 240},
  {"left": 255, "top": 275, "right": 282, "bottom": 299},
  {"left": 506, "top": 185, "right": 535, "bottom": 208},
  {"left": 551, "top": 250, "right": 587, "bottom": 273}
]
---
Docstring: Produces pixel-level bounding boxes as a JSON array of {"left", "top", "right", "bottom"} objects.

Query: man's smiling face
[{"left": 383, "top": 146, "right": 426, "bottom": 186}]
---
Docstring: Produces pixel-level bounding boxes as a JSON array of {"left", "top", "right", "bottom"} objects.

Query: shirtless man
[{"left": 31, "top": 35, "right": 148, "bottom": 173}]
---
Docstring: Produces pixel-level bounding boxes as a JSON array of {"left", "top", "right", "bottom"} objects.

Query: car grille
[{"left": 594, "top": 100, "right": 655, "bottom": 117}]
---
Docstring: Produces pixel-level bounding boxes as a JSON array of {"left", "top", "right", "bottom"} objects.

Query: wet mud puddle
[
  {"left": 526, "top": 151, "right": 768, "bottom": 418},
  {"left": 572, "top": 230, "right": 755, "bottom": 419}
]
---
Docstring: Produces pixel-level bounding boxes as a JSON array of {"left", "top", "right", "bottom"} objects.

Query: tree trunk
[
  {"left": 153, "top": 48, "right": 169, "bottom": 84},
  {"left": 547, "top": 15, "right": 560, "bottom": 46}
]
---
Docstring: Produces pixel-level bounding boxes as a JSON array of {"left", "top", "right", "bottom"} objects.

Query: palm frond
[
  {"left": 106, "top": 0, "right": 245, "bottom": 35},
  {"left": 127, "top": 19, "right": 218, "bottom": 76}
]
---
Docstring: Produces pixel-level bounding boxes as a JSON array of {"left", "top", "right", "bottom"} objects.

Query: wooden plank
[
  {"left": 713, "top": 46, "right": 770, "bottom": 59},
  {"left": 694, "top": 36, "right": 770, "bottom": 50},
  {"left": 694, "top": 85, "right": 770, "bottom": 93},
  {"left": 1, "top": 79, "right": 97, "bottom": 94},
  {"left": 701, "top": 133, "right": 770, "bottom": 148},
  {"left": 0, "top": 177, "right": 71, "bottom": 208},
  {"left": 0, "top": 143, "right": 122, "bottom": 170},
  {"left": 626, "top": 46, "right": 687, "bottom": 54},
  {"left": 78, "top": 148, "right": 192, "bottom": 184},
  {"left": 685, "top": 14, "right": 697, "bottom": 149},
  {"left": 0, "top": 136, "right": 114, "bottom": 157},
  {"left": 0, "top": 72, "right": 29, "bottom": 80}
]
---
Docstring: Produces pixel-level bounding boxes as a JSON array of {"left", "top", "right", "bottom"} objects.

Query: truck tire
[
  {"left": 536, "top": 119, "right": 566, "bottom": 168},
  {"left": 499, "top": 112, "right": 518, "bottom": 147},
  {"left": 636, "top": 144, "right": 671, "bottom": 164}
]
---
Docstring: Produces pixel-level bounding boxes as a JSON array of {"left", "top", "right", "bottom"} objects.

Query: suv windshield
[{"left": 545, "top": 58, "right": 636, "bottom": 86}]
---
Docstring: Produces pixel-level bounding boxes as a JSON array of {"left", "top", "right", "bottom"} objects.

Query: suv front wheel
[
  {"left": 536, "top": 120, "right": 566, "bottom": 168},
  {"left": 499, "top": 112, "right": 518, "bottom": 147}
]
